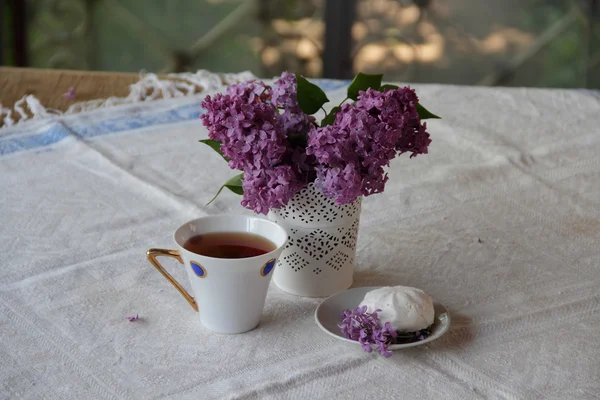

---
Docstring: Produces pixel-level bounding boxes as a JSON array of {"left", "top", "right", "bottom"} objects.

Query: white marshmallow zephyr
[{"left": 359, "top": 286, "right": 435, "bottom": 332}]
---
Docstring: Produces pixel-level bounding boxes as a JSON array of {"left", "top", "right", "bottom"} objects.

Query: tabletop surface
[{"left": 0, "top": 76, "right": 599, "bottom": 399}]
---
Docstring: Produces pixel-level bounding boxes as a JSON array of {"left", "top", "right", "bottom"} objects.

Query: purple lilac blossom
[
  {"left": 355, "top": 87, "right": 431, "bottom": 157},
  {"left": 201, "top": 76, "right": 432, "bottom": 213},
  {"left": 271, "top": 72, "right": 315, "bottom": 134},
  {"left": 339, "top": 306, "right": 431, "bottom": 357},
  {"left": 200, "top": 82, "right": 287, "bottom": 172},
  {"left": 240, "top": 165, "right": 303, "bottom": 214},
  {"left": 282, "top": 146, "right": 317, "bottom": 185},
  {"left": 373, "top": 322, "right": 397, "bottom": 357},
  {"left": 314, "top": 164, "right": 363, "bottom": 205},
  {"left": 226, "top": 80, "right": 271, "bottom": 104},
  {"left": 339, "top": 306, "right": 396, "bottom": 357},
  {"left": 307, "top": 87, "right": 431, "bottom": 205}
]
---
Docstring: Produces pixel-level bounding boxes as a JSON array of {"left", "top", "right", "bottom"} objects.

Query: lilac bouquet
[
  {"left": 339, "top": 306, "right": 432, "bottom": 357},
  {"left": 200, "top": 72, "right": 439, "bottom": 214}
]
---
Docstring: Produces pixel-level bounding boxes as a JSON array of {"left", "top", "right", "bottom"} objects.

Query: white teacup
[{"left": 147, "top": 215, "right": 287, "bottom": 334}]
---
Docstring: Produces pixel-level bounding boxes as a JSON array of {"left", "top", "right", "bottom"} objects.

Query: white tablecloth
[{"left": 1, "top": 79, "right": 599, "bottom": 399}]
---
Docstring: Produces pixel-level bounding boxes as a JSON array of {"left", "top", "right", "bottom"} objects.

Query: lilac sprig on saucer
[{"left": 339, "top": 306, "right": 431, "bottom": 357}]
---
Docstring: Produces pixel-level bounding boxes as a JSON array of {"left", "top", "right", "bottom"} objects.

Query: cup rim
[{"left": 173, "top": 214, "right": 288, "bottom": 261}]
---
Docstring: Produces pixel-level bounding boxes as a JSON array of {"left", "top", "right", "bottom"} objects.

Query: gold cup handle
[{"left": 146, "top": 248, "right": 198, "bottom": 312}]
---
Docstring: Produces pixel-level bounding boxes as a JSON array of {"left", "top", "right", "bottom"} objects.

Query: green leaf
[
  {"left": 416, "top": 103, "right": 441, "bottom": 120},
  {"left": 207, "top": 173, "right": 244, "bottom": 205},
  {"left": 295, "top": 74, "right": 329, "bottom": 115},
  {"left": 199, "top": 139, "right": 229, "bottom": 161},
  {"left": 347, "top": 72, "right": 383, "bottom": 100},
  {"left": 320, "top": 106, "right": 340, "bottom": 126},
  {"left": 378, "top": 84, "right": 399, "bottom": 92}
]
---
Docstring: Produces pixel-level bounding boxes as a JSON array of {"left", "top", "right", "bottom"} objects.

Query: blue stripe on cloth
[
  {"left": 313, "top": 79, "right": 350, "bottom": 92},
  {"left": 0, "top": 103, "right": 201, "bottom": 156},
  {"left": 69, "top": 103, "right": 201, "bottom": 138},
  {"left": 0, "top": 79, "right": 349, "bottom": 156},
  {"left": 0, "top": 124, "right": 70, "bottom": 155}
]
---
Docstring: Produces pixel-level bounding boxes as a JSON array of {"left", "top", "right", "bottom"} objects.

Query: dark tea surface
[{"left": 183, "top": 232, "right": 276, "bottom": 259}]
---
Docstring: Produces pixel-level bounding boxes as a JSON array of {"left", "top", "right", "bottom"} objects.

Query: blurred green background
[{"left": 2, "top": 0, "right": 599, "bottom": 88}]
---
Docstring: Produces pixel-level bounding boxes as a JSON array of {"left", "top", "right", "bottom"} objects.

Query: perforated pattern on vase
[
  {"left": 340, "top": 220, "right": 359, "bottom": 250},
  {"left": 271, "top": 184, "right": 360, "bottom": 224},
  {"left": 295, "top": 230, "right": 339, "bottom": 261},
  {"left": 326, "top": 251, "right": 351, "bottom": 271},
  {"left": 284, "top": 228, "right": 299, "bottom": 250},
  {"left": 279, "top": 252, "right": 308, "bottom": 272},
  {"left": 270, "top": 184, "right": 361, "bottom": 281}
]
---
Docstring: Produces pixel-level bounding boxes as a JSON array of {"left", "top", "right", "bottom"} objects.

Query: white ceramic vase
[{"left": 268, "top": 183, "right": 361, "bottom": 297}]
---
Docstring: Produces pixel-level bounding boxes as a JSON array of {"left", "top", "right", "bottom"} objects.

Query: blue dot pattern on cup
[
  {"left": 261, "top": 259, "right": 276, "bottom": 277},
  {"left": 190, "top": 261, "right": 207, "bottom": 278}
]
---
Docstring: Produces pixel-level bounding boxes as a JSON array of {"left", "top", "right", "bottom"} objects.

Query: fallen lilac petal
[
  {"left": 381, "top": 348, "right": 393, "bottom": 357},
  {"left": 361, "top": 342, "right": 373, "bottom": 352},
  {"left": 63, "top": 87, "right": 76, "bottom": 100},
  {"left": 125, "top": 314, "right": 139, "bottom": 322}
]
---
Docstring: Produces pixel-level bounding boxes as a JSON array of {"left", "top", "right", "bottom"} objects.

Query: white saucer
[{"left": 315, "top": 286, "right": 451, "bottom": 350}]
